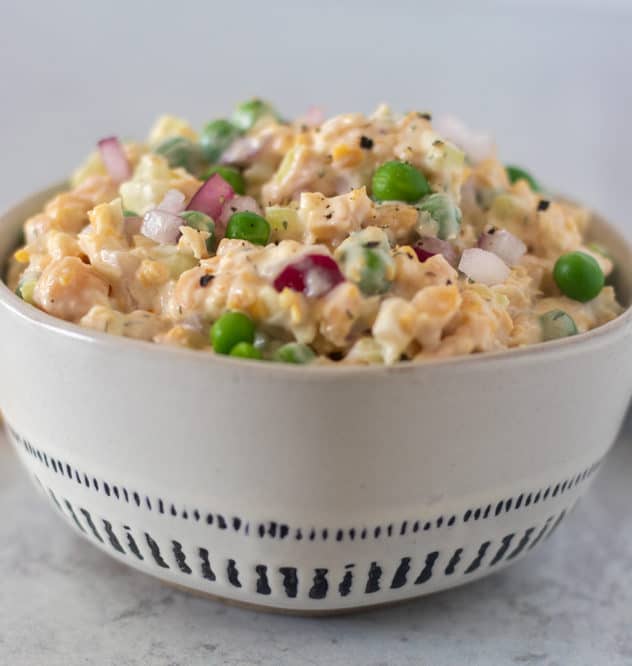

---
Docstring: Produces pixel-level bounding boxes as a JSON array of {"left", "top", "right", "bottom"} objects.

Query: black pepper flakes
[
  {"left": 359, "top": 135, "right": 374, "bottom": 150},
  {"left": 537, "top": 200, "right": 550, "bottom": 211},
  {"left": 199, "top": 274, "right": 214, "bottom": 287},
  {"left": 418, "top": 112, "right": 432, "bottom": 121},
  {"left": 325, "top": 213, "right": 333, "bottom": 220}
]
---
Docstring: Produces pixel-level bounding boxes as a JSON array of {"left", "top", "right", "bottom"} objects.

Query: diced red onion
[
  {"left": 433, "top": 115, "right": 495, "bottom": 164},
  {"left": 458, "top": 248, "right": 510, "bottom": 285},
  {"left": 97, "top": 136, "right": 132, "bottom": 183},
  {"left": 273, "top": 253, "right": 345, "bottom": 298},
  {"left": 413, "top": 246, "right": 435, "bottom": 263},
  {"left": 218, "top": 195, "right": 262, "bottom": 227},
  {"left": 187, "top": 174, "right": 234, "bottom": 220},
  {"left": 182, "top": 314, "right": 204, "bottom": 331},
  {"left": 220, "top": 136, "right": 262, "bottom": 165},
  {"left": 413, "top": 237, "right": 459, "bottom": 267},
  {"left": 124, "top": 215, "right": 143, "bottom": 238},
  {"left": 299, "top": 106, "right": 325, "bottom": 127},
  {"left": 478, "top": 229, "right": 526, "bottom": 266},
  {"left": 141, "top": 209, "right": 183, "bottom": 244},
  {"left": 158, "top": 188, "right": 186, "bottom": 214}
]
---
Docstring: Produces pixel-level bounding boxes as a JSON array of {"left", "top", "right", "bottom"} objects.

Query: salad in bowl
[
  {"left": 5, "top": 100, "right": 622, "bottom": 365},
  {"left": 1, "top": 101, "right": 632, "bottom": 613}
]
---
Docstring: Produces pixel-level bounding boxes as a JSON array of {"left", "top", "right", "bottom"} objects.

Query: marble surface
[{"left": 1, "top": 421, "right": 631, "bottom": 666}]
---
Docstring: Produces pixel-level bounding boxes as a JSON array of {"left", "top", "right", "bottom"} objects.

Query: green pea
[
  {"left": 553, "top": 251, "right": 604, "bottom": 302},
  {"left": 335, "top": 228, "right": 394, "bottom": 296},
  {"left": 210, "top": 311, "right": 256, "bottom": 354},
  {"left": 371, "top": 161, "right": 431, "bottom": 203},
  {"left": 273, "top": 342, "right": 316, "bottom": 364},
  {"left": 416, "top": 192, "right": 462, "bottom": 240},
  {"left": 199, "top": 119, "right": 241, "bottom": 163},
  {"left": 201, "top": 165, "right": 246, "bottom": 195},
  {"left": 229, "top": 342, "right": 263, "bottom": 360},
  {"left": 506, "top": 165, "right": 540, "bottom": 192},
  {"left": 358, "top": 248, "right": 392, "bottom": 296},
  {"left": 540, "top": 310, "right": 578, "bottom": 342},
  {"left": 232, "top": 98, "right": 279, "bottom": 132},
  {"left": 225, "top": 211, "right": 270, "bottom": 246},
  {"left": 155, "top": 136, "right": 207, "bottom": 176},
  {"left": 180, "top": 211, "right": 216, "bottom": 252},
  {"left": 123, "top": 209, "right": 138, "bottom": 217}
]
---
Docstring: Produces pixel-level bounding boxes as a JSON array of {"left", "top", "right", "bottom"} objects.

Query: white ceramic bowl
[{"left": 2, "top": 185, "right": 632, "bottom": 613}]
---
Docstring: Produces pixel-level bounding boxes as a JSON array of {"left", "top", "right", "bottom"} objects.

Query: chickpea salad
[{"left": 5, "top": 100, "right": 623, "bottom": 365}]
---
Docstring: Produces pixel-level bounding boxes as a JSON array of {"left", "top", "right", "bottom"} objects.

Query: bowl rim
[{"left": 2, "top": 182, "right": 632, "bottom": 377}]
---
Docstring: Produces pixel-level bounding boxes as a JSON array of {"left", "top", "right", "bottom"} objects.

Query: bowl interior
[
  {"left": 1, "top": 183, "right": 64, "bottom": 284},
  {"left": 585, "top": 211, "right": 632, "bottom": 307}
]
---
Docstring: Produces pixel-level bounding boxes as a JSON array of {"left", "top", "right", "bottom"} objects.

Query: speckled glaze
[{"left": 1, "top": 185, "right": 632, "bottom": 613}]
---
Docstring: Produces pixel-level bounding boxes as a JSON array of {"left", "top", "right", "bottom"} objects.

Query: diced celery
[
  {"left": 345, "top": 337, "right": 384, "bottom": 364},
  {"left": 587, "top": 241, "right": 611, "bottom": 260},
  {"left": 491, "top": 193, "right": 523, "bottom": 220},
  {"left": 265, "top": 205, "right": 303, "bottom": 241},
  {"left": 151, "top": 246, "right": 198, "bottom": 279},
  {"left": 438, "top": 141, "right": 466, "bottom": 170},
  {"left": 273, "top": 148, "right": 296, "bottom": 184},
  {"left": 16, "top": 279, "right": 36, "bottom": 304}
]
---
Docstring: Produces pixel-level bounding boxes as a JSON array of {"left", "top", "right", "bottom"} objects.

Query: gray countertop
[{"left": 1, "top": 420, "right": 631, "bottom": 666}]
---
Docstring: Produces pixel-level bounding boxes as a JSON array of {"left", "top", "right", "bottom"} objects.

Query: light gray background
[
  {"left": 1, "top": 1, "right": 631, "bottom": 227},
  {"left": 1, "top": 2, "right": 631, "bottom": 664}
]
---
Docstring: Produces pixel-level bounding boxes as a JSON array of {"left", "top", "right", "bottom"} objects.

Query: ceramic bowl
[{"left": 2, "top": 184, "right": 632, "bottom": 614}]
